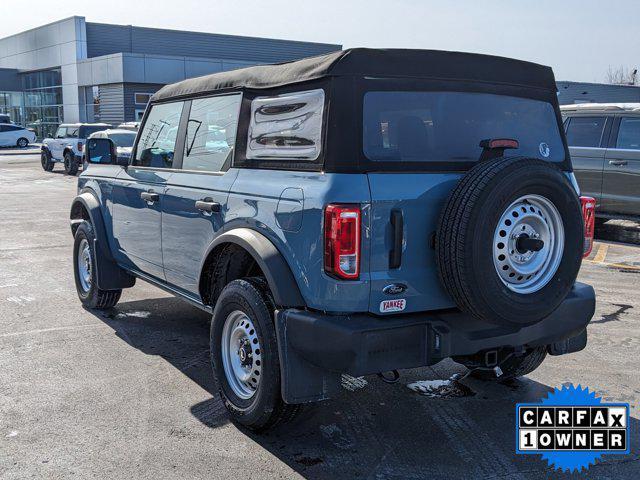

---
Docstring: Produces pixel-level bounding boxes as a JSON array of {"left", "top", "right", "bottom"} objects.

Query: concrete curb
[{"left": 0, "top": 149, "right": 41, "bottom": 157}]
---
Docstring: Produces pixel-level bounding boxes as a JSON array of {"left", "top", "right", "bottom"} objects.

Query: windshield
[
  {"left": 363, "top": 91, "right": 565, "bottom": 164},
  {"left": 109, "top": 133, "right": 136, "bottom": 148}
]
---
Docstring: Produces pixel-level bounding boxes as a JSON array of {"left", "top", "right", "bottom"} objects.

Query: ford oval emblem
[{"left": 383, "top": 283, "right": 407, "bottom": 295}]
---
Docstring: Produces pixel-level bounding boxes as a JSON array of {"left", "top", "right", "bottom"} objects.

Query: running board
[{"left": 126, "top": 268, "right": 212, "bottom": 314}]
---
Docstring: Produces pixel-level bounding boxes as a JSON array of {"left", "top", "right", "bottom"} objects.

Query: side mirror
[{"left": 86, "top": 138, "right": 127, "bottom": 166}]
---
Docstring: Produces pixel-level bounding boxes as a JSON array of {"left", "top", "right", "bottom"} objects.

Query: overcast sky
[{"left": 3, "top": 0, "right": 638, "bottom": 82}]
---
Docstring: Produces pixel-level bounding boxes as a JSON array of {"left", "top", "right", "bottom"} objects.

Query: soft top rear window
[
  {"left": 80, "top": 126, "right": 111, "bottom": 138},
  {"left": 363, "top": 91, "right": 565, "bottom": 165}
]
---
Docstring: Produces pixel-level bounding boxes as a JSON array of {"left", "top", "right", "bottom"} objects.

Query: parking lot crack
[{"left": 593, "top": 303, "right": 633, "bottom": 324}]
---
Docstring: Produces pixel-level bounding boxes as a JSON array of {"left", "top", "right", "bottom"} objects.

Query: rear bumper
[{"left": 275, "top": 282, "right": 595, "bottom": 404}]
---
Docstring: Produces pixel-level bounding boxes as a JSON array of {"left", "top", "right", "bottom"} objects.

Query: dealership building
[
  {"left": 0, "top": 16, "right": 341, "bottom": 138},
  {"left": 556, "top": 80, "right": 640, "bottom": 105}
]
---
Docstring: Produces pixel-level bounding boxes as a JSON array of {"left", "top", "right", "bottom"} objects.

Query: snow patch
[
  {"left": 408, "top": 379, "right": 450, "bottom": 391},
  {"left": 117, "top": 311, "right": 151, "bottom": 319},
  {"left": 6, "top": 430, "right": 18, "bottom": 438},
  {"left": 6, "top": 296, "right": 34, "bottom": 306},
  {"left": 340, "top": 374, "right": 368, "bottom": 391},
  {"left": 407, "top": 374, "right": 474, "bottom": 398}
]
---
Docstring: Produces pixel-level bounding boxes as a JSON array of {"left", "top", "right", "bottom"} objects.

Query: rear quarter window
[
  {"left": 246, "top": 89, "right": 324, "bottom": 161},
  {"left": 565, "top": 116, "right": 606, "bottom": 148},
  {"left": 363, "top": 91, "right": 565, "bottom": 165},
  {"left": 615, "top": 117, "right": 640, "bottom": 150}
]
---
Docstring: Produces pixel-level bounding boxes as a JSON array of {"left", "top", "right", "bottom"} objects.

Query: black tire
[
  {"left": 17, "top": 137, "right": 29, "bottom": 148},
  {"left": 462, "top": 347, "right": 547, "bottom": 381},
  {"left": 436, "top": 157, "right": 583, "bottom": 326},
  {"left": 64, "top": 151, "right": 79, "bottom": 175},
  {"left": 73, "top": 221, "right": 122, "bottom": 309},
  {"left": 210, "top": 278, "right": 301, "bottom": 431},
  {"left": 41, "top": 150, "right": 54, "bottom": 171}
]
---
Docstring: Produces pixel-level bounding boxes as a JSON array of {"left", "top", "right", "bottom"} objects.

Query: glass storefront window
[
  {"left": 81, "top": 86, "right": 101, "bottom": 123},
  {"left": 0, "top": 91, "right": 25, "bottom": 126},
  {"left": 22, "top": 69, "right": 62, "bottom": 91},
  {"left": 19, "top": 68, "right": 63, "bottom": 139}
]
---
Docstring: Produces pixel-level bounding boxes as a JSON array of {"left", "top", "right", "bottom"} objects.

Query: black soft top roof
[{"left": 151, "top": 48, "right": 557, "bottom": 102}]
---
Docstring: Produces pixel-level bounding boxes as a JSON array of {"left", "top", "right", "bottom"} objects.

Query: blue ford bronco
[{"left": 70, "top": 49, "right": 596, "bottom": 431}]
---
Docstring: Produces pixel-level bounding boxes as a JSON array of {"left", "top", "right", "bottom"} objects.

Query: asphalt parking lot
[{"left": 1, "top": 152, "right": 639, "bottom": 479}]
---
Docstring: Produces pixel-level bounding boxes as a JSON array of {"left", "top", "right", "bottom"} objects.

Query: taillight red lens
[
  {"left": 580, "top": 196, "right": 595, "bottom": 258},
  {"left": 324, "top": 204, "right": 361, "bottom": 279},
  {"left": 489, "top": 139, "right": 519, "bottom": 149},
  {"left": 78, "top": 142, "right": 83, "bottom": 152}
]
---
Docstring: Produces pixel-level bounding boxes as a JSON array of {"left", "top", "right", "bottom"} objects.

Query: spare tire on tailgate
[{"left": 436, "top": 157, "right": 583, "bottom": 326}]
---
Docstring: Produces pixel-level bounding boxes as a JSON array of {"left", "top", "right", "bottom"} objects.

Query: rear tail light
[
  {"left": 479, "top": 138, "right": 520, "bottom": 150},
  {"left": 324, "top": 204, "right": 361, "bottom": 279},
  {"left": 580, "top": 196, "right": 595, "bottom": 258},
  {"left": 78, "top": 142, "right": 83, "bottom": 152}
]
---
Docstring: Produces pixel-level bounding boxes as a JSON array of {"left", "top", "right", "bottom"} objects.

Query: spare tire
[{"left": 436, "top": 157, "right": 583, "bottom": 326}]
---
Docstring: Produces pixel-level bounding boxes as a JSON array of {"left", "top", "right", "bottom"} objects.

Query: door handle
[
  {"left": 140, "top": 191, "right": 160, "bottom": 204},
  {"left": 609, "top": 160, "right": 628, "bottom": 166},
  {"left": 195, "top": 198, "right": 221, "bottom": 214}
]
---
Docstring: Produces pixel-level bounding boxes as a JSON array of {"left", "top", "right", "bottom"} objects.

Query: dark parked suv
[
  {"left": 562, "top": 103, "right": 640, "bottom": 221},
  {"left": 71, "top": 49, "right": 596, "bottom": 431}
]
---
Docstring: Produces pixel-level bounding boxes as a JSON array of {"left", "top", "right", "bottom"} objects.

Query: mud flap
[
  {"left": 275, "top": 310, "right": 341, "bottom": 404},
  {"left": 93, "top": 237, "right": 136, "bottom": 291}
]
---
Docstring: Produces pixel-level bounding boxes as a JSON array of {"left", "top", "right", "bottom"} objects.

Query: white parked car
[
  {"left": 41, "top": 123, "right": 111, "bottom": 175},
  {"left": 0, "top": 123, "right": 36, "bottom": 148}
]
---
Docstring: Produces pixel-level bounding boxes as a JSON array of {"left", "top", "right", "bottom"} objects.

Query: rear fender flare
[{"left": 200, "top": 228, "right": 305, "bottom": 308}]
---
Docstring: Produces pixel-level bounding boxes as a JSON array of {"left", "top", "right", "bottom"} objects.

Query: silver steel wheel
[
  {"left": 492, "top": 194, "right": 564, "bottom": 294},
  {"left": 221, "top": 310, "right": 262, "bottom": 400},
  {"left": 77, "top": 238, "right": 92, "bottom": 293}
]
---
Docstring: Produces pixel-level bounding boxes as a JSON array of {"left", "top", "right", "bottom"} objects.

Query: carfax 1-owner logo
[{"left": 516, "top": 384, "right": 631, "bottom": 472}]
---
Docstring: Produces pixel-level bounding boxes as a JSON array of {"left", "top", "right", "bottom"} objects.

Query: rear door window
[
  {"left": 565, "top": 116, "right": 607, "bottom": 147},
  {"left": 133, "top": 101, "right": 185, "bottom": 169},
  {"left": 363, "top": 91, "right": 565, "bottom": 164},
  {"left": 183, "top": 94, "right": 242, "bottom": 172},
  {"left": 615, "top": 117, "right": 640, "bottom": 150}
]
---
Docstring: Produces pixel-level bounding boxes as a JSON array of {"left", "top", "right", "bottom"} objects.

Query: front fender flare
[
  {"left": 202, "top": 228, "right": 305, "bottom": 308},
  {"left": 70, "top": 191, "right": 113, "bottom": 260},
  {"left": 70, "top": 191, "right": 135, "bottom": 290}
]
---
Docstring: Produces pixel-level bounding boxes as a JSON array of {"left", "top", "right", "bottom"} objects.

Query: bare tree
[{"left": 605, "top": 65, "right": 638, "bottom": 85}]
